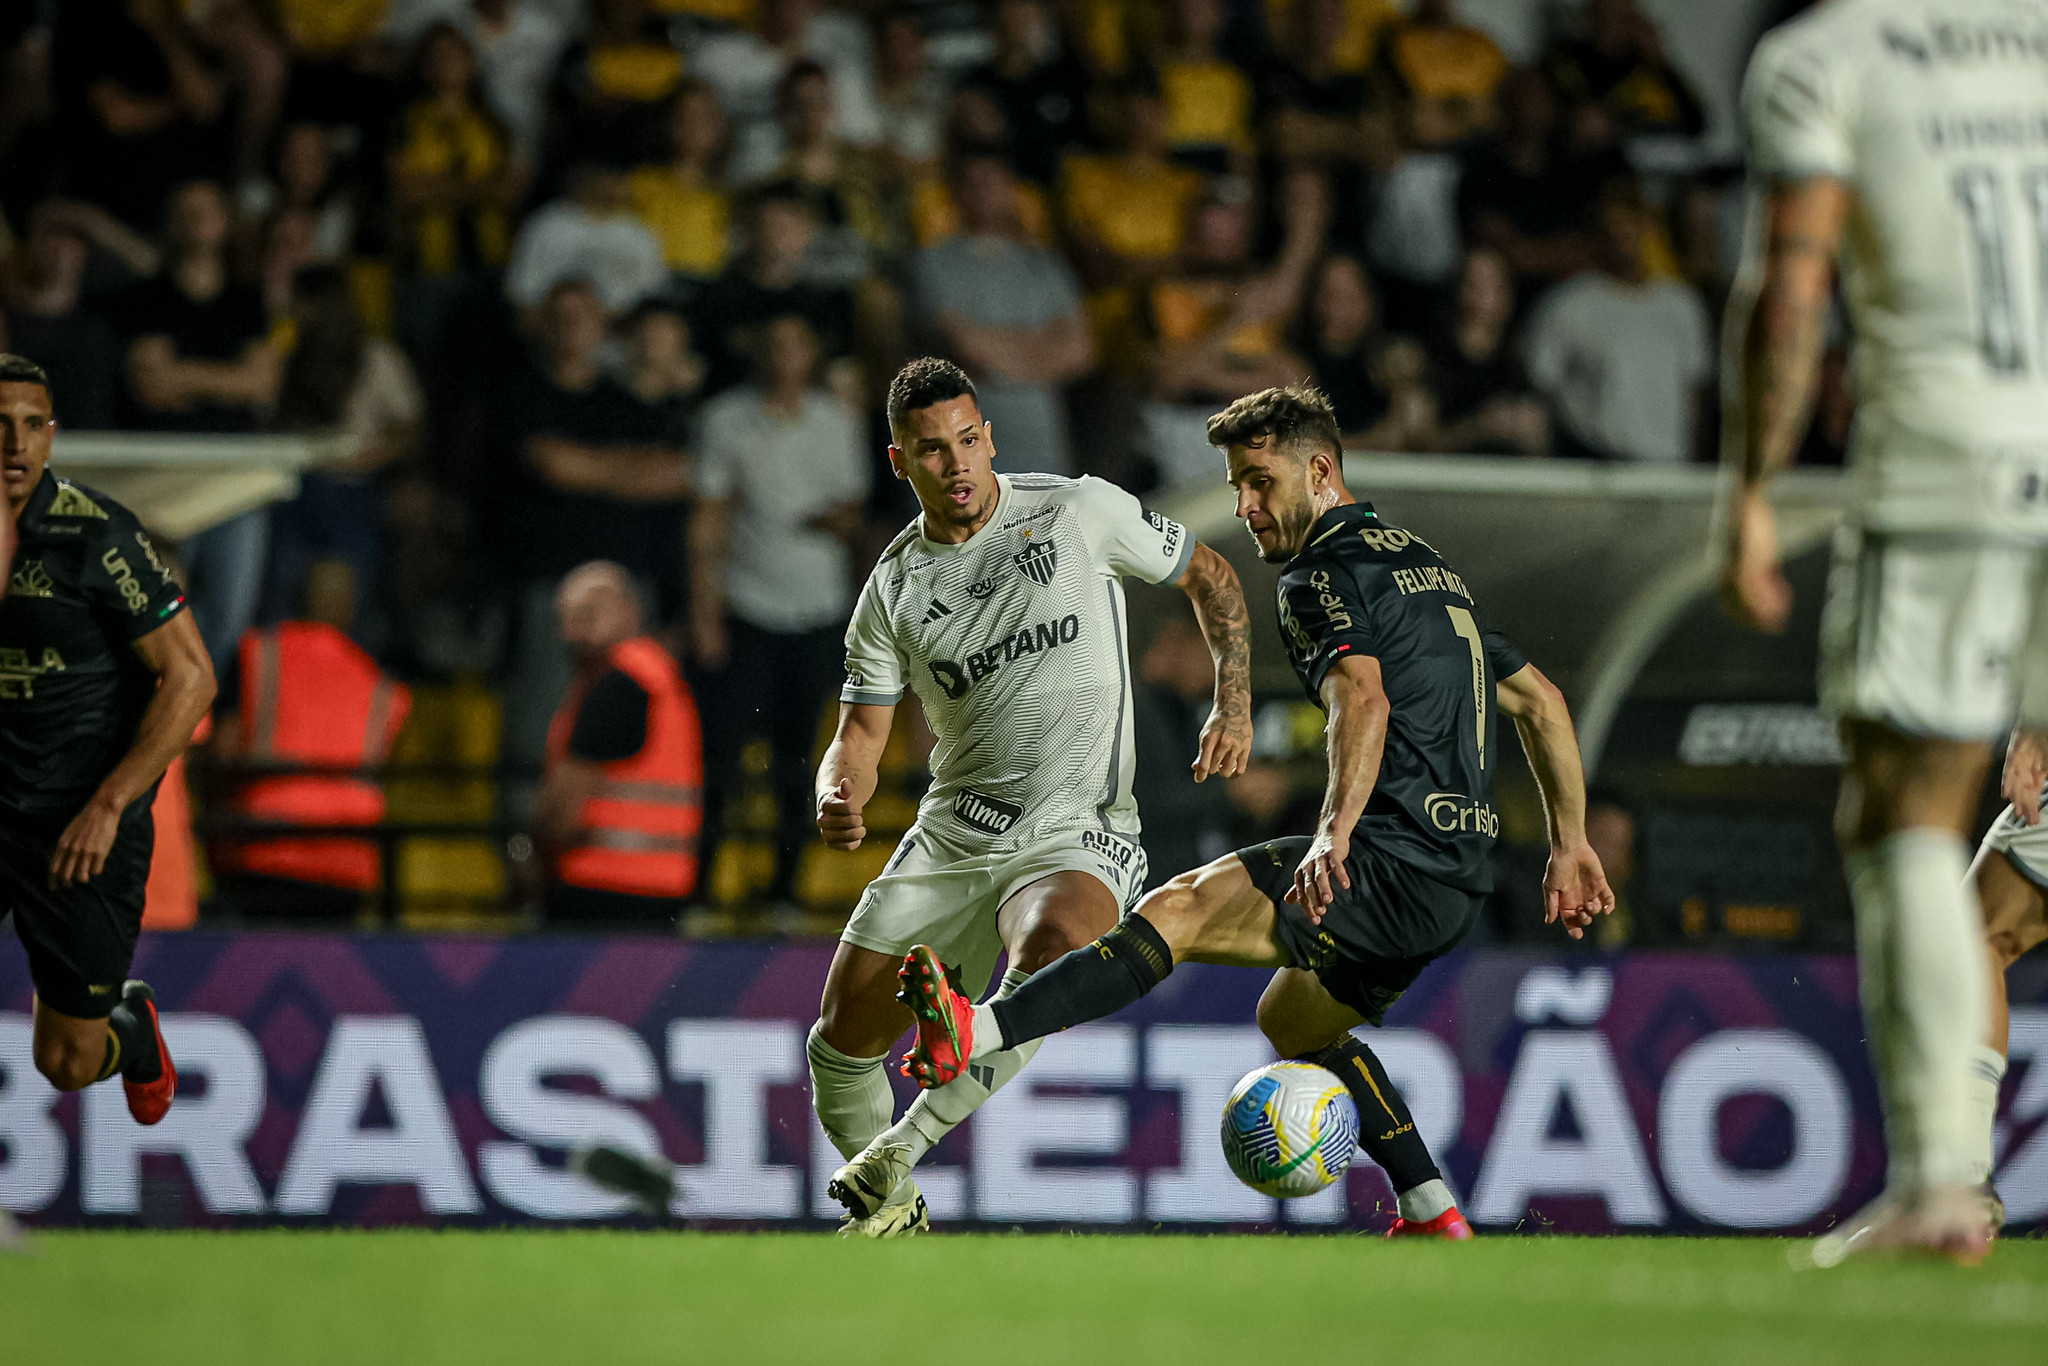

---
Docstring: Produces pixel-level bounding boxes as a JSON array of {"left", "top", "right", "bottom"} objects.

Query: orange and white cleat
[
  {"left": 897, "top": 944, "right": 973, "bottom": 1089},
  {"left": 1387, "top": 1207, "right": 1474, "bottom": 1240},
  {"left": 120, "top": 980, "right": 177, "bottom": 1126}
]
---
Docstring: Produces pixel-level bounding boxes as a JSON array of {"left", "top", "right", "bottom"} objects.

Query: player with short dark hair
[
  {"left": 899, "top": 382, "right": 1613, "bottom": 1237},
  {"left": 807, "top": 356, "right": 1255, "bottom": 1235},
  {"left": 1, "top": 352, "right": 216, "bottom": 1124}
]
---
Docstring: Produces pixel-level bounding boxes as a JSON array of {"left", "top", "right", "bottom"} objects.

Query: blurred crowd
[{"left": 0, "top": 0, "right": 1836, "bottom": 922}]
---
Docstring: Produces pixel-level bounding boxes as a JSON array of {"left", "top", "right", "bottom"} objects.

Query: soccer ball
[{"left": 1220, "top": 1062, "right": 1358, "bottom": 1198}]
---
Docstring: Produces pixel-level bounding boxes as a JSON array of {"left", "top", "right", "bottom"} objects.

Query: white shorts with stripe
[
  {"left": 1818, "top": 527, "right": 2048, "bottom": 741},
  {"left": 840, "top": 825, "right": 1148, "bottom": 1000},
  {"left": 1978, "top": 787, "right": 2048, "bottom": 891}
]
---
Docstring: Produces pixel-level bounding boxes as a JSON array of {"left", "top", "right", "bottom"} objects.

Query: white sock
[
  {"left": 806, "top": 1022, "right": 893, "bottom": 1162},
  {"left": 1397, "top": 1178, "right": 1455, "bottom": 1223},
  {"left": 1848, "top": 829, "right": 1990, "bottom": 1193},
  {"left": 880, "top": 970, "right": 1037, "bottom": 1167},
  {"left": 969, "top": 1002, "right": 1006, "bottom": 1061},
  {"left": 1965, "top": 1044, "right": 2008, "bottom": 1184}
]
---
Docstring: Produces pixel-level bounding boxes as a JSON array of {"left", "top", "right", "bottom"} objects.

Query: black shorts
[
  {"left": 0, "top": 810, "right": 153, "bottom": 1019},
  {"left": 1236, "top": 834, "right": 1481, "bottom": 1026}
]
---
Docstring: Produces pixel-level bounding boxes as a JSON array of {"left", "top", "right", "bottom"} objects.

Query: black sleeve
[
  {"left": 1484, "top": 621, "right": 1527, "bottom": 683},
  {"left": 567, "top": 668, "right": 651, "bottom": 763},
  {"left": 85, "top": 503, "right": 189, "bottom": 639},
  {"left": 1281, "top": 560, "right": 1379, "bottom": 696}
]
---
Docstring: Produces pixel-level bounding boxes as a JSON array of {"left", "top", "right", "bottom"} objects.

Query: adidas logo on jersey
[
  {"left": 7, "top": 559, "right": 54, "bottom": 598},
  {"left": 923, "top": 599, "right": 953, "bottom": 623}
]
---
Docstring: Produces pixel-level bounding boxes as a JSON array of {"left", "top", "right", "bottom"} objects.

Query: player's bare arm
[
  {"left": 1177, "top": 541, "right": 1254, "bottom": 781},
  {"left": 2001, "top": 726, "right": 2048, "bottom": 827},
  {"left": 1289, "top": 653, "right": 1389, "bottom": 922},
  {"left": 815, "top": 702, "right": 895, "bottom": 851},
  {"left": 1496, "top": 662, "right": 1614, "bottom": 939},
  {"left": 51, "top": 609, "right": 215, "bottom": 889},
  {"left": 1718, "top": 175, "right": 1850, "bottom": 633}
]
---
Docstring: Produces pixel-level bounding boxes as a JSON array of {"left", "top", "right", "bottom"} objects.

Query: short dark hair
[
  {"left": 887, "top": 357, "right": 978, "bottom": 438},
  {"left": 0, "top": 353, "right": 53, "bottom": 400},
  {"left": 1206, "top": 383, "right": 1341, "bottom": 466}
]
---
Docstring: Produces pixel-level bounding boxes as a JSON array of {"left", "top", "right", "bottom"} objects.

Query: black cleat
[{"left": 570, "top": 1144, "right": 679, "bottom": 1217}]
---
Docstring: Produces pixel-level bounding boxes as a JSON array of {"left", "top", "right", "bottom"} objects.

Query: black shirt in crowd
[
  {"left": 0, "top": 473, "right": 188, "bottom": 819},
  {"left": 1275, "top": 501, "right": 1525, "bottom": 895},
  {"left": 957, "top": 56, "right": 1094, "bottom": 187},
  {"left": 689, "top": 272, "right": 855, "bottom": 396},
  {"left": 501, "top": 362, "right": 683, "bottom": 587},
  {"left": 112, "top": 274, "right": 270, "bottom": 433},
  {"left": 567, "top": 668, "right": 652, "bottom": 763},
  {"left": 5, "top": 305, "right": 120, "bottom": 431}
]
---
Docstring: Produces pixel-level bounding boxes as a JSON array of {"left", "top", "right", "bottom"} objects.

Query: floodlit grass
[{"left": 3, "top": 1230, "right": 2044, "bottom": 1365}]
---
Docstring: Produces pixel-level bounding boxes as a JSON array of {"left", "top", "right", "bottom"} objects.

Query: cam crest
[{"left": 1014, "top": 535, "right": 1058, "bottom": 586}]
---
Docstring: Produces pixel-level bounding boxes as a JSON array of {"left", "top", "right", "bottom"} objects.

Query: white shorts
[
  {"left": 840, "top": 825, "right": 1149, "bottom": 1000},
  {"left": 1978, "top": 793, "right": 2048, "bottom": 890},
  {"left": 1818, "top": 527, "right": 2048, "bottom": 741}
]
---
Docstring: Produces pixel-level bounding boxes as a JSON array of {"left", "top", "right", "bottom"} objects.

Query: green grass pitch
[{"left": 4, "top": 1231, "right": 2046, "bottom": 1365}]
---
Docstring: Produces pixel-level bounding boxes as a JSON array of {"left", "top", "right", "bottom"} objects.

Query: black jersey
[
  {"left": 1276, "top": 502, "right": 1526, "bottom": 894},
  {"left": 1, "top": 473, "right": 188, "bottom": 818}
]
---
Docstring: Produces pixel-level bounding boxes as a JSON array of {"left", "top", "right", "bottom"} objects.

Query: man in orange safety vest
[{"left": 538, "top": 561, "right": 703, "bottom": 925}]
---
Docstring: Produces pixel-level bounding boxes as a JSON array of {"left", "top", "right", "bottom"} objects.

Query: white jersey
[
  {"left": 1745, "top": 0, "right": 2048, "bottom": 535},
  {"left": 842, "top": 473, "right": 1195, "bottom": 851}
]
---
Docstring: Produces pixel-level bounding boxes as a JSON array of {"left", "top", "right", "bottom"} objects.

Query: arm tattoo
[
  {"left": 1741, "top": 278, "right": 1830, "bottom": 484},
  {"left": 1188, "top": 551, "right": 1253, "bottom": 722}
]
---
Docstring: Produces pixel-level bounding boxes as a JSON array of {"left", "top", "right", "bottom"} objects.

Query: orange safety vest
[
  {"left": 214, "top": 622, "right": 412, "bottom": 891},
  {"left": 545, "top": 636, "right": 703, "bottom": 899},
  {"left": 143, "top": 715, "right": 212, "bottom": 930}
]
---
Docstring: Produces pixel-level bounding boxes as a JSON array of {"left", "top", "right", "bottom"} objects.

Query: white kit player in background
[
  {"left": 807, "top": 358, "right": 1254, "bottom": 1235},
  {"left": 1721, "top": 0, "right": 2048, "bottom": 1264}
]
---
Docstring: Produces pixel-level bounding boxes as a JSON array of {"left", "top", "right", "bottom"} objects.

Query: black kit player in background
[
  {"left": 0, "top": 353, "right": 214, "bottom": 1125},
  {"left": 899, "top": 384, "right": 1614, "bottom": 1237}
]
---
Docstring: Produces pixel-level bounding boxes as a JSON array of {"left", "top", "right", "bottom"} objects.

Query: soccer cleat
[
  {"left": 896, "top": 944, "right": 972, "bottom": 1089},
  {"left": 1804, "top": 1186, "right": 1993, "bottom": 1269},
  {"left": 828, "top": 1140, "right": 916, "bottom": 1221},
  {"left": 1387, "top": 1207, "right": 1474, "bottom": 1240},
  {"left": 570, "top": 1143, "right": 678, "bottom": 1217},
  {"left": 837, "top": 1186, "right": 930, "bottom": 1240},
  {"left": 0, "top": 1208, "right": 26, "bottom": 1254},
  {"left": 120, "top": 981, "right": 176, "bottom": 1126}
]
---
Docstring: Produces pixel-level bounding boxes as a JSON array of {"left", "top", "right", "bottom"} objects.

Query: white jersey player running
[
  {"left": 1723, "top": 0, "right": 2048, "bottom": 1264},
  {"left": 809, "top": 358, "right": 1253, "bottom": 1234}
]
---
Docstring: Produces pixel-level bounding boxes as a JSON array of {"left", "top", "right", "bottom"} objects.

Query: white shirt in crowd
[
  {"left": 697, "top": 387, "right": 871, "bottom": 633},
  {"left": 504, "top": 202, "right": 666, "bottom": 312},
  {"left": 1523, "top": 272, "right": 1711, "bottom": 463}
]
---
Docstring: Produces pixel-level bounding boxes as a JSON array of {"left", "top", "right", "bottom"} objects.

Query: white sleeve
[
  {"left": 1071, "top": 475, "right": 1195, "bottom": 585},
  {"left": 1742, "top": 26, "right": 1855, "bottom": 182},
  {"left": 1521, "top": 288, "right": 1570, "bottom": 395},
  {"left": 503, "top": 210, "right": 562, "bottom": 307},
  {"left": 840, "top": 571, "right": 906, "bottom": 705},
  {"left": 696, "top": 401, "right": 738, "bottom": 501}
]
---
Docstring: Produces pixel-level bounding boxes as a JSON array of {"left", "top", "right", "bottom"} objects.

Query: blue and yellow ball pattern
[{"left": 1220, "top": 1062, "right": 1359, "bottom": 1198}]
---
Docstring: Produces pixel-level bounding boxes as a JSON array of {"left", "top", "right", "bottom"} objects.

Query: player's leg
[
  {"left": 1965, "top": 836, "right": 2048, "bottom": 1189},
  {"left": 843, "top": 870, "right": 1124, "bottom": 1201},
  {"left": 1828, "top": 720, "right": 1993, "bottom": 1259},
  {"left": 902, "top": 853, "right": 1287, "bottom": 1083},
  {"left": 809, "top": 940, "right": 913, "bottom": 1166},
  {"left": 5, "top": 822, "right": 175, "bottom": 1121},
  {"left": 1257, "top": 968, "right": 1467, "bottom": 1237}
]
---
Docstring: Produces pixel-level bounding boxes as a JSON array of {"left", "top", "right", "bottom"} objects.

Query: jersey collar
[
  {"left": 13, "top": 470, "right": 58, "bottom": 535},
  {"left": 1293, "top": 500, "right": 1377, "bottom": 562}
]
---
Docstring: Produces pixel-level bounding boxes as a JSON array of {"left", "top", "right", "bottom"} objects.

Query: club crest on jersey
[{"left": 1014, "top": 534, "right": 1058, "bottom": 586}]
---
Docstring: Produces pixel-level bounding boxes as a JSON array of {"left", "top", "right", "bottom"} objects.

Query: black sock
[
  {"left": 989, "top": 913, "right": 1174, "bottom": 1050},
  {"left": 1307, "top": 1036, "right": 1440, "bottom": 1195},
  {"left": 108, "top": 1001, "right": 160, "bottom": 1083}
]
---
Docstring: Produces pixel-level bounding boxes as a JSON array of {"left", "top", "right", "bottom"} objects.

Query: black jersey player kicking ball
[
  {"left": 0, "top": 354, "right": 215, "bottom": 1127},
  {"left": 900, "top": 384, "right": 1613, "bottom": 1236}
]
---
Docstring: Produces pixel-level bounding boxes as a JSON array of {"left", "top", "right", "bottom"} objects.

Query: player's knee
[
  {"left": 1255, "top": 1001, "right": 1341, "bottom": 1060},
  {"left": 1989, "top": 923, "right": 2047, "bottom": 972},
  {"left": 815, "top": 993, "right": 903, "bottom": 1060},
  {"left": 1010, "top": 914, "right": 1104, "bottom": 973},
  {"left": 32, "top": 1035, "right": 100, "bottom": 1092}
]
